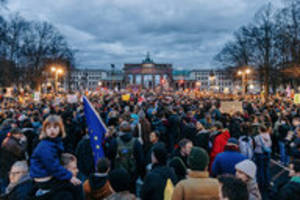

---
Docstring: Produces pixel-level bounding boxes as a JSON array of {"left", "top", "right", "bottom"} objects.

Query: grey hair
[{"left": 11, "top": 161, "right": 28, "bottom": 172}]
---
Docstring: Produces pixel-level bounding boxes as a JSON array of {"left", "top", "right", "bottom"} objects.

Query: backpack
[
  {"left": 115, "top": 137, "right": 136, "bottom": 174},
  {"left": 239, "top": 136, "right": 254, "bottom": 159},
  {"left": 164, "top": 178, "right": 174, "bottom": 200}
]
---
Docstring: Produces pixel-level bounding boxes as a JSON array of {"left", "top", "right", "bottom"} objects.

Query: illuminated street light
[
  {"left": 57, "top": 69, "right": 63, "bottom": 74},
  {"left": 249, "top": 84, "right": 254, "bottom": 89},
  {"left": 98, "top": 81, "right": 102, "bottom": 86},
  {"left": 50, "top": 66, "right": 64, "bottom": 92},
  {"left": 237, "top": 68, "right": 252, "bottom": 95}
]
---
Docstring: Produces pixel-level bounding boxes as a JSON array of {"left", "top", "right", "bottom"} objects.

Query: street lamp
[
  {"left": 237, "top": 68, "right": 251, "bottom": 95},
  {"left": 98, "top": 81, "right": 102, "bottom": 87},
  {"left": 51, "top": 66, "right": 64, "bottom": 92}
]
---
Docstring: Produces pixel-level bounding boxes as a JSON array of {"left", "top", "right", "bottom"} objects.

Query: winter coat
[
  {"left": 209, "top": 129, "right": 230, "bottom": 170},
  {"left": 75, "top": 135, "right": 95, "bottom": 178},
  {"left": 254, "top": 133, "right": 272, "bottom": 154},
  {"left": 247, "top": 180, "right": 262, "bottom": 200},
  {"left": 83, "top": 173, "right": 113, "bottom": 200},
  {"left": 171, "top": 171, "right": 219, "bottom": 200},
  {"left": 171, "top": 148, "right": 188, "bottom": 168},
  {"left": 167, "top": 114, "right": 181, "bottom": 142},
  {"left": 278, "top": 176, "right": 300, "bottom": 200},
  {"left": 30, "top": 138, "right": 72, "bottom": 181},
  {"left": 30, "top": 180, "right": 84, "bottom": 200},
  {"left": 133, "top": 118, "right": 152, "bottom": 148},
  {"left": 193, "top": 130, "right": 210, "bottom": 153},
  {"left": 211, "top": 150, "right": 247, "bottom": 177},
  {"left": 108, "top": 133, "right": 144, "bottom": 177},
  {"left": 0, "top": 174, "right": 33, "bottom": 200},
  {"left": 0, "top": 136, "right": 27, "bottom": 182},
  {"left": 141, "top": 164, "right": 178, "bottom": 200}
]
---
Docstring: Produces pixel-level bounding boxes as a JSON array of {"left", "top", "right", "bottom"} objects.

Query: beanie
[
  {"left": 235, "top": 159, "right": 257, "bottom": 179},
  {"left": 109, "top": 168, "right": 130, "bottom": 192},
  {"left": 188, "top": 147, "right": 209, "bottom": 171},
  {"left": 152, "top": 143, "right": 168, "bottom": 165}
]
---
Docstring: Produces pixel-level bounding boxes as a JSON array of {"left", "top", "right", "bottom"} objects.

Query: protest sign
[
  {"left": 220, "top": 101, "right": 243, "bottom": 115},
  {"left": 67, "top": 94, "right": 78, "bottom": 104},
  {"left": 294, "top": 93, "right": 300, "bottom": 104},
  {"left": 122, "top": 93, "right": 130, "bottom": 101}
]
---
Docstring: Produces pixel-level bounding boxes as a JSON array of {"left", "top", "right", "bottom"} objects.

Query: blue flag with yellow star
[{"left": 83, "top": 96, "right": 107, "bottom": 164}]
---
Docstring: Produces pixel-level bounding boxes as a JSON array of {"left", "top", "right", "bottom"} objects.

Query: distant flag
[{"left": 83, "top": 96, "right": 107, "bottom": 164}]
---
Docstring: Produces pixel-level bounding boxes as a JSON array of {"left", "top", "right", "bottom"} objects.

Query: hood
[
  {"left": 89, "top": 173, "right": 109, "bottom": 190},
  {"left": 119, "top": 132, "right": 133, "bottom": 143}
]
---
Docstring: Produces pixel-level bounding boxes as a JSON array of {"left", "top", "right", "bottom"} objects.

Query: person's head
[
  {"left": 40, "top": 115, "right": 66, "bottom": 139},
  {"left": 235, "top": 159, "right": 257, "bottom": 183},
  {"left": 196, "top": 121, "right": 204, "bottom": 131},
  {"left": 96, "top": 158, "right": 111, "bottom": 174},
  {"left": 179, "top": 139, "right": 193, "bottom": 157},
  {"left": 109, "top": 168, "right": 131, "bottom": 192},
  {"left": 61, "top": 153, "right": 78, "bottom": 177},
  {"left": 119, "top": 121, "right": 132, "bottom": 133},
  {"left": 9, "top": 127, "right": 24, "bottom": 140},
  {"left": 9, "top": 161, "right": 28, "bottom": 185},
  {"left": 213, "top": 121, "right": 223, "bottom": 131},
  {"left": 187, "top": 147, "right": 209, "bottom": 171},
  {"left": 218, "top": 175, "right": 248, "bottom": 200},
  {"left": 259, "top": 124, "right": 268, "bottom": 134},
  {"left": 151, "top": 143, "right": 168, "bottom": 165},
  {"left": 149, "top": 131, "right": 160, "bottom": 144},
  {"left": 289, "top": 159, "right": 300, "bottom": 177}
]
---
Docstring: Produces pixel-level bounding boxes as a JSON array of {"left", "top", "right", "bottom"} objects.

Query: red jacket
[{"left": 209, "top": 129, "right": 230, "bottom": 171}]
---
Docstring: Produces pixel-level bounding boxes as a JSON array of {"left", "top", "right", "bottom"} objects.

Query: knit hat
[
  {"left": 152, "top": 143, "right": 168, "bottom": 165},
  {"left": 188, "top": 147, "right": 209, "bottom": 171},
  {"left": 227, "top": 138, "right": 239, "bottom": 146},
  {"left": 235, "top": 159, "right": 257, "bottom": 179},
  {"left": 109, "top": 168, "right": 130, "bottom": 192}
]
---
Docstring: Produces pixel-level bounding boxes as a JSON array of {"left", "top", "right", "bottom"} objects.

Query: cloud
[{"left": 6, "top": 0, "right": 283, "bottom": 69}]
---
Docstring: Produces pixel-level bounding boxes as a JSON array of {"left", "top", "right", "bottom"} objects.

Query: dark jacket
[
  {"left": 0, "top": 175, "right": 33, "bottom": 200},
  {"left": 0, "top": 136, "right": 27, "bottom": 182},
  {"left": 171, "top": 148, "right": 188, "bottom": 168},
  {"left": 83, "top": 173, "right": 113, "bottom": 200},
  {"left": 108, "top": 133, "right": 144, "bottom": 177},
  {"left": 30, "top": 138, "right": 72, "bottom": 180},
  {"left": 75, "top": 135, "right": 95, "bottom": 178},
  {"left": 278, "top": 176, "right": 300, "bottom": 200},
  {"left": 30, "top": 180, "right": 84, "bottom": 200},
  {"left": 141, "top": 164, "right": 178, "bottom": 200},
  {"left": 211, "top": 149, "right": 247, "bottom": 177}
]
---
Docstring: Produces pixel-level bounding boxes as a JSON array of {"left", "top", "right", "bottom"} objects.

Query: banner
[
  {"left": 294, "top": 93, "right": 300, "bottom": 104},
  {"left": 121, "top": 94, "right": 130, "bottom": 101},
  {"left": 67, "top": 94, "right": 78, "bottom": 104},
  {"left": 220, "top": 101, "right": 243, "bottom": 115},
  {"left": 34, "top": 92, "right": 40, "bottom": 102}
]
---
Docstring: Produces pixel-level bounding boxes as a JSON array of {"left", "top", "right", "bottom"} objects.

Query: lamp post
[
  {"left": 238, "top": 68, "right": 251, "bottom": 95},
  {"left": 196, "top": 81, "right": 201, "bottom": 90},
  {"left": 51, "top": 67, "right": 64, "bottom": 92},
  {"left": 209, "top": 71, "right": 216, "bottom": 92}
]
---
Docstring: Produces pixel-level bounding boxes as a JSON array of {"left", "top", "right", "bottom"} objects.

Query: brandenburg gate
[{"left": 124, "top": 53, "right": 173, "bottom": 89}]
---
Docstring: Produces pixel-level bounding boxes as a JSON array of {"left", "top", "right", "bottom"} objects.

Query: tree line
[
  {"left": 215, "top": 0, "right": 300, "bottom": 99},
  {"left": 0, "top": 2, "right": 75, "bottom": 89}
]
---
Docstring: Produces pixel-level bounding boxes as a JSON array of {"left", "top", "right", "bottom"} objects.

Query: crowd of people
[{"left": 0, "top": 89, "right": 299, "bottom": 200}]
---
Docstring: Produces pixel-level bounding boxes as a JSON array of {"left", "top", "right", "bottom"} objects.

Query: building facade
[
  {"left": 124, "top": 53, "right": 172, "bottom": 89},
  {"left": 67, "top": 55, "right": 259, "bottom": 92}
]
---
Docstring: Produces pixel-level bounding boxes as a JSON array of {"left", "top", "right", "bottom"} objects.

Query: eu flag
[{"left": 83, "top": 96, "right": 107, "bottom": 164}]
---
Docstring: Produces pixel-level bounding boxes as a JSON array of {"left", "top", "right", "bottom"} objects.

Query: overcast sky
[{"left": 6, "top": 0, "right": 282, "bottom": 70}]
